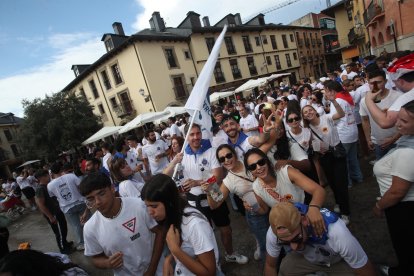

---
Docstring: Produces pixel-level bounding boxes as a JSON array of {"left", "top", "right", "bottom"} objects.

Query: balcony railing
[
  {"left": 113, "top": 100, "right": 136, "bottom": 118},
  {"left": 363, "top": 1, "right": 384, "bottom": 26},
  {"left": 173, "top": 84, "right": 192, "bottom": 100}
]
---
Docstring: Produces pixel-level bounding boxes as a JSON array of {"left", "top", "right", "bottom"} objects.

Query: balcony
[
  {"left": 173, "top": 84, "right": 192, "bottom": 101},
  {"left": 297, "top": 38, "right": 303, "bottom": 47},
  {"left": 305, "top": 39, "right": 310, "bottom": 47},
  {"left": 300, "top": 56, "right": 307, "bottom": 64},
  {"left": 308, "top": 56, "right": 313, "bottom": 63},
  {"left": 113, "top": 100, "right": 136, "bottom": 118},
  {"left": 314, "top": 56, "right": 319, "bottom": 62},
  {"left": 311, "top": 39, "right": 316, "bottom": 47},
  {"left": 363, "top": 1, "right": 385, "bottom": 27}
]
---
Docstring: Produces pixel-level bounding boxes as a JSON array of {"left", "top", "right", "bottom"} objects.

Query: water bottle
[
  {"left": 174, "top": 163, "right": 185, "bottom": 193},
  {"left": 206, "top": 175, "right": 224, "bottom": 202}
]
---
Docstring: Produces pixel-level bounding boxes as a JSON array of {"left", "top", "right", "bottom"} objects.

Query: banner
[{"left": 184, "top": 25, "right": 228, "bottom": 138}]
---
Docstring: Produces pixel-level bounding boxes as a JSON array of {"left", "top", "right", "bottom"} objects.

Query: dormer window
[{"left": 105, "top": 38, "right": 114, "bottom": 52}]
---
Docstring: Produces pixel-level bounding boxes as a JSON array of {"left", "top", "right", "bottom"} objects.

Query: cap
[
  {"left": 387, "top": 53, "right": 414, "bottom": 81},
  {"left": 269, "top": 202, "right": 301, "bottom": 239}
]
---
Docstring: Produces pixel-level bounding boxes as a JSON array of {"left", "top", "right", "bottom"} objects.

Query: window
[
  {"left": 270, "top": 35, "right": 277, "bottom": 50},
  {"left": 242, "top": 36, "right": 253, "bottom": 53},
  {"left": 290, "top": 34, "right": 294, "bottom": 42},
  {"left": 274, "top": 55, "right": 281, "bottom": 70},
  {"left": 100, "top": 70, "right": 112, "bottom": 90},
  {"left": 184, "top": 50, "right": 191, "bottom": 59},
  {"left": 111, "top": 63, "right": 123, "bottom": 84},
  {"left": 285, "top": 53, "right": 292, "bottom": 67},
  {"left": 261, "top": 35, "right": 268, "bottom": 44},
  {"left": 3, "top": 130, "right": 12, "bottom": 141},
  {"left": 224, "top": 36, "right": 236, "bottom": 54},
  {"left": 164, "top": 48, "right": 178, "bottom": 69},
  {"left": 229, "top": 59, "right": 242, "bottom": 79},
  {"left": 213, "top": 62, "right": 226, "bottom": 83},
  {"left": 109, "top": 97, "right": 118, "bottom": 108},
  {"left": 205, "top": 37, "right": 215, "bottom": 53},
  {"left": 98, "top": 104, "right": 105, "bottom": 114},
  {"left": 266, "top": 56, "right": 272, "bottom": 65},
  {"left": 282, "top": 34, "right": 288, "bottom": 48},
  {"left": 172, "top": 76, "right": 187, "bottom": 99},
  {"left": 255, "top": 36, "right": 260, "bottom": 46},
  {"left": 119, "top": 92, "right": 134, "bottom": 114},
  {"left": 79, "top": 87, "right": 86, "bottom": 98},
  {"left": 319, "top": 18, "right": 335, "bottom": 29},
  {"left": 293, "top": 52, "right": 298, "bottom": 60},
  {"left": 246, "top": 56, "right": 257, "bottom": 76},
  {"left": 104, "top": 38, "right": 114, "bottom": 52},
  {"left": 10, "top": 145, "right": 19, "bottom": 157},
  {"left": 347, "top": 8, "right": 352, "bottom": 21},
  {"left": 89, "top": 79, "right": 99, "bottom": 99}
]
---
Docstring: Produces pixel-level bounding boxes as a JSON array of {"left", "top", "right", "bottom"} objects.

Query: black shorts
[
  {"left": 21, "top": 187, "right": 35, "bottom": 200},
  {"left": 200, "top": 201, "right": 230, "bottom": 227}
]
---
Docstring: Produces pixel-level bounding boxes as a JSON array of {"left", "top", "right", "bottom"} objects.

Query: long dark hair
[
  {"left": 141, "top": 174, "right": 202, "bottom": 233},
  {"left": 216, "top": 144, "right": 238, "bottom": 165},
  {"left": 243, "top": 148, "right": 276, "bottom": 179},
  {"left": 273, "top": 121, "right": 290, "bottom": 160},
  {"left": 0, "top": 250, "right": 84, "bottom": 276}
]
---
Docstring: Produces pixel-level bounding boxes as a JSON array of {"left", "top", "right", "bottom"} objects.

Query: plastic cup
[
  {"left": 313, "top": 140, "right": 321, "bottom": 152},
  {"left": 243, "top": 191, "right": 259, "bottom": 212}
]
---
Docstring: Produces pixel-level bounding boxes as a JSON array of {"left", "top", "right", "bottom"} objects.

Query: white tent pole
[{"left": 172, "top": 109, "right": 198, "bottom": 179}]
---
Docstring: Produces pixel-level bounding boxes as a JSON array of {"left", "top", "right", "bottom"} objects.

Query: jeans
[
  {"left": 245, "top": 211, "right": 269, "bottom": 257},
  {"left": 342, "top": 142, "right": 363, "bottom": 185},
  {"left": 64, "top": 203, "right": 87, "bottom": 245},
  {"left": 374, "top": 143, "right": 396, "bottom": 160}
]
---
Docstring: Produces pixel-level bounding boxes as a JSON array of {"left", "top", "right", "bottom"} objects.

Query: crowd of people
[{"left": 0, "top": 51, "right": 413, "bottom": 275}]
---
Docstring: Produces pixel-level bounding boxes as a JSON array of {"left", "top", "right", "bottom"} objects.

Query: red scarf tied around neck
[{"left": 335, "top": 91, "right": 354, "bottom": 106}]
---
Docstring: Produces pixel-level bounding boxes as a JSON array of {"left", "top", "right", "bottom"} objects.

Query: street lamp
[{"left": 139, "top": 88, "right": 151, "bottom": 102}]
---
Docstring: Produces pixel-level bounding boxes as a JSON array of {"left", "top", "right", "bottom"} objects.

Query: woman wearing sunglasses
[
  {"left": 243, "top": 148, "right": 326, "bottom": 237},
  {"left": 302, "top": 90, "right": 351, "bottom": 225},
  {"left": 310, "top": 90, "right": 325, "bottom": 116},
  {"left": 110, "top": 158, "right": 144, "bottom": 198}
]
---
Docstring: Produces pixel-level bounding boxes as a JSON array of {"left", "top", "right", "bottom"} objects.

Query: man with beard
[{"left": 142, "top": 129, "right": 169, "bottom": 176}]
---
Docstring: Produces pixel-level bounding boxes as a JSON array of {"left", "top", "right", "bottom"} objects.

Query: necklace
[{"left": 111, "top": 198, "right": 123, "bottom": 219}]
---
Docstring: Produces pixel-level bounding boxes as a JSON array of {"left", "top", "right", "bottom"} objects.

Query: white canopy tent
[
  {"left": 17, "top": 160, "right": 41, "bottom": 168},
  {"left": 153, "top": 106, "right": 187, "bottom": 124},
  {"left": 235, "top": 77, "right": 268, "bottom": 92},
  {"left": 266, "top": 73, "right": 291, "bottom": 82},
  {"left": 118, "top": 111, "right": 168, "bottom": 134},
  {"left": 209, "top": 91, "right": 235, "bottom": 103},
  {"left": 81, "top": 126, "right": 122, "bottom": 145}
]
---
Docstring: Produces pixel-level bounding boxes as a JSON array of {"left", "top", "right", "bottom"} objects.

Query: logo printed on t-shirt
[{"left": 122, "top": 218, "right": 136, "bottom": 233}]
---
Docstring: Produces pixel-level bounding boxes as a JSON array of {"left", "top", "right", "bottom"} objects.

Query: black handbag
[{"left": 331, "top": 142, "right": 347, "bottom": 159}]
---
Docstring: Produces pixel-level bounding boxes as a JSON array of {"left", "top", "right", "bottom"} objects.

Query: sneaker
[
  {"left": 378, "top": 265, "right": 389, "bottom": 276},
  {"left": 333, "top": 204, "right": 340, "bottom": 213},
  {"left": 253, "top": 245, "right": 261, "bottom": 261},
  {"left": 341, "top": 215, "right": 350, "bottom": 225},
  {"left": 225, "top": 253, "right": 249, "bottom": 264},
  {"left": 75, "top": 244, "right": 85, "bottom": 251}
]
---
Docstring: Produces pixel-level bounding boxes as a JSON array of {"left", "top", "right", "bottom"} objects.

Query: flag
[{"left": 184, "top": 25, "right": 228, "bottom": 138}]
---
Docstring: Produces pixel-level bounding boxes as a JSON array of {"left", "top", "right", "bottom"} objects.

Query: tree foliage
[{"left": 19, "top": 92, "right": 102, "bottom": 161}]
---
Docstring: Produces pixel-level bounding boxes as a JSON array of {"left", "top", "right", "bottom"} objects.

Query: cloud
[
  {"left": 132, "top": 0, "right": 278, "bottom": 31},
  {"left": 0, "top": 33, "right": 105, "bottom": 117}
]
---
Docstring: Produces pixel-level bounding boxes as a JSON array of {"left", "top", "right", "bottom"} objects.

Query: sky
[{"left": 0, "top": 0, "right": 339, "bottom": 117}]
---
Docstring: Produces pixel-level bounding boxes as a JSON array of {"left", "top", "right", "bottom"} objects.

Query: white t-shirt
[
  {"left": 16, "top": 176, "right": 31, "bottom": 189},
  {"left": 388, "top": 87, "right": 414, "bottom": 112},
  {"left": 142, "top": 132, "right": 161, "bottom": 146},
  {"left": 102, "top": 152, "right": 112, "bottom": 172},
  {"left": 309, "top": 115, "right": 340, "bottom": 148},
  {"left": 374, "top": 147, "right": 414, "bottom": 201},
  {"left": 47, "top": 173, "right": 84, "bottom": 213},
  {"left": 312, "top": 103, "right": 325, "bottom": 116},
  {"left": 119, "top": 179, "right": 144, "bottom": 198},
  {"left": 350, "top": 89, "right": 362, "bottom": 124},
  {"left": 211, "top": 129, "right": 228, "bottom": 148},
  {"left": 170, "top": 123, "right": 182, "bottom": 137},
  {"left": 161, "top": 128, "right": 171, "bottom": 147},
  {"left": 182, "top": 145, "right": 220, "bottom": 201},
  {"left": 356, "top": 82, "right": 370, "bottom": 99},
  {"left": 253, "top": 165, "right": 305, "bottom": 208},
  {"left": 174, "top": 208, "right": 220, "bottom": 276},
  {"left": 84, "top": 197, "right": 162, "bottom": 276},
  {"left": 330, "top": 98, "right": 358, "bottom": 143},
  {"left": 223, "top": 168, "right": 254, "bottom": 198},
  {"left": 300, "top": 98, "right": 310, "bottom": 109},
  {"left": 239, "top": 114, "right": 259, "bottom": 137},
  {"left": 287, "top": 94, "right": 298, "bottom": 101},
  {"left": 142, "top": 140, "right": 169, "bottom": 175},
  {"left": 287, "top": 128, "right": 311, "bottom": 152},
  {"left": 266, "top": 218, "right": 368, "bottom": 269},
  {"left": 2, "top": 183, "right": 12, "bottom": 193},
  {"left": 360, "top": 90, "right": 402, "bottom": 144}
]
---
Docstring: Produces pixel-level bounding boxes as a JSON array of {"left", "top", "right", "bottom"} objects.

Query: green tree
[{"left": 19, "top": 92, "right": 102, "bottom": 161}]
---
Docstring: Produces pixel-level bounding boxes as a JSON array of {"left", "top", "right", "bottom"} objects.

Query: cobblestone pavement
[{"left": 7, "top": 158, "right": 395, "bottom": 275}]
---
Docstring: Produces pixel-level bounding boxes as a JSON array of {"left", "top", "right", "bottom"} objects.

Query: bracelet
[
  {"left": 375, "top": 202, "right": 382, "bottom": 211},
  {"left": 309, "top": 204, "right": 321, "bottom": 210}
]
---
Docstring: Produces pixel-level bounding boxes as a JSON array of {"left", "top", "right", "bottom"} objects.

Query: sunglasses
[
  {"left": 246, "top": 158, "right": 267, "bottom": 171},
  {"left": 277, "top": 224, "right": 303, "bottom": 246},
  {"left": 287, "top": 117, "right": 301, "bottom": 123},
  {"left": 218, "top": 152, "right": 234, "bottom": 163}
]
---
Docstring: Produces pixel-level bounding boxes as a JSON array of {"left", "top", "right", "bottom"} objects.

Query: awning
[
  {"left": 209, "top": 91, "right": 235, "bottom": 103},
  {"left": 17, "top": 160, "right": 41, "bottom": 168},
  {"left": 153, "top": 106, "right": 188, "bottom": 124},
  {"left": 81, "top": 126, "right": 123, "bottom": 145},
  {"left": 235, "top": 78, "right": 268, "bottom": 92},
  {"left": 266, "top": 73, "right": 291, "bottom": 82},
  {"left": 118, "top": 111, "right": 169, "bottom": 134}
]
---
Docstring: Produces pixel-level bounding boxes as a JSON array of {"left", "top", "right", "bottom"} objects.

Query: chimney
[
  {"left": 234, "top": 13, "right": 242, "bottom": 25},
  {"left": 202, "top": 16, "right": 210, "bottom": 27},
  {"left": 186, "top": 11, "right": 201, "bottom": 28},
  {"left": 152, "top": 11, "right": 166, "bottom": 32},
  {"left": 112, "top": 22, "right": 125, "bottom": 36},
  {"left": 149, "top": 18, "right": 155, "bottom": 30}
]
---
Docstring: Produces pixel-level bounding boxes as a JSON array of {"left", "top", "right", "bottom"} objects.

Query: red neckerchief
[{"left": 335, "top": 91, "right": 354, "bottom": 106}]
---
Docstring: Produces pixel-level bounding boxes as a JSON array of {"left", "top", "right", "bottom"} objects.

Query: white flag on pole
[{"left": 184, "top": 25, "right": 228, "bottom": 138}]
